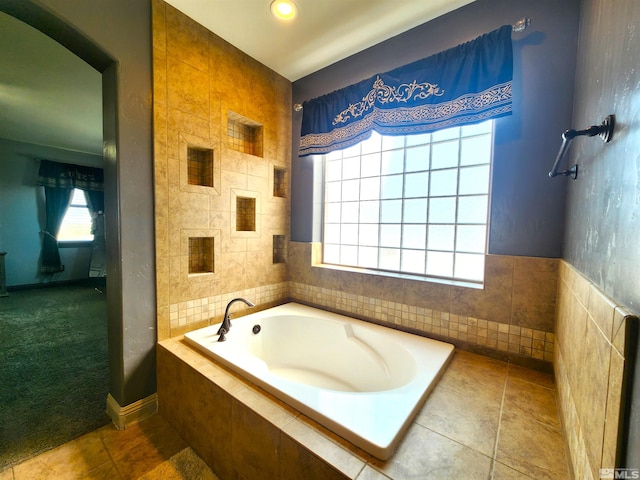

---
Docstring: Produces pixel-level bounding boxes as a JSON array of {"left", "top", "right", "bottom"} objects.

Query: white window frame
[
  {"left": 57, "top": 188, "right": 94, "bottom": 243},
  {"left": 321, "top": 120, "right": 493, "bottom": 284}
]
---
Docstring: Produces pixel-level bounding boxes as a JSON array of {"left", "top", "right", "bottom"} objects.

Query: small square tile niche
[
  {"left": 273, "top": 168, "right": 287, "bottom": 198},
  {"left": 272, "top": 235, "right": 287, "bottom": 264},
  {"left": 236, "top": 197, "right": 256, "bottom": 232},
  {"left": 188, "top": 237, "right": 214, "bottom": 274},
  {"left": 227, "top": 111, "right": 263, "bottom": 157},
  {"left": 187, "top": 147, "right": 214, "bottom": 187}
]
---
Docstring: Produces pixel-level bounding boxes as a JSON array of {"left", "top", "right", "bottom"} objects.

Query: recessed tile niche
[
  {"left": 273, "top": 168, "right": 287, "bottom": 198},
  {"left": 188, "top": 237, "right": 214, "bottom": 274},
  {"left": 227, "top": 111, "right": 263, "bottom": 157},
  {"left": 187, "top": 147, "right": 214, "bottom": 187},
  {"left": 273, "top": 235, "right": 287, "bottom": 264},
  {"left": 236, "top": 197, "right": 256, "bottom": 232}
]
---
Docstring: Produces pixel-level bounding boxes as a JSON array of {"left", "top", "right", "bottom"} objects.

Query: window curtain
[
  {"left": 299, "top": 25, "right": 513, "bottom": 157},
  {"left": 84, "top": 189, "right": 105, "bottom": 240},
  {"left": 84, "top": 190, "right": 105, "bottom": 215},
  {"left": 40, "top": 186, "right": 73, "bottom": 273},
  {"left": 36, "top": 160, "right": 104, "bottom": 274},
  {"left": 84, "top": 190, "right": 107, "bottom": 277}
]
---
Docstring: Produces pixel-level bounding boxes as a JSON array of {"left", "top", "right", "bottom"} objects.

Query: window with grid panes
[
  {"left": 322, "top": 120, "right": 493, "bottom": 283},
  {"left": 58, "top": 188, "right": 94, "bottom": 242}
]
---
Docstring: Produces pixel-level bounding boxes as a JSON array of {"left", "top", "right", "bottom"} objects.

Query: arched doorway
[{"left": 0, "top": 0, "right": 157, "bottom": 467}]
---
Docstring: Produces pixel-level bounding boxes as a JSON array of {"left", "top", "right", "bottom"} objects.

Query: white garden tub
[{"left": 183, "top": 302, "right": 454, "bottom": 460}]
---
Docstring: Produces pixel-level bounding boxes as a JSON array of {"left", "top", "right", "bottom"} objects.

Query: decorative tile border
[
  {"left": 167, "top": 279, "right": 554, "bottom": 362},
  {"left": 290, "top": 281, "right": 554, "bottom": 362},
  {"left": 169, "top": 281, "right": 289, "bottom": 330}
]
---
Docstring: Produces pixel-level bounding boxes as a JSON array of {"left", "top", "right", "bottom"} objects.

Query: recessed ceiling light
[{"left": 270, "top": 0, "right": 297, "bottom": 21}]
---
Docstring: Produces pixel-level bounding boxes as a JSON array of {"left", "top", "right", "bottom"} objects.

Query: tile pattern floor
[
  {"left": 0, "top": 351, "right": 569, "bottom": 479},
  {"left": 385, "top": 351, "right": 569, "bottom": 480},
  {"left": 0, "top": 415, "right": 218, "bottom": 480}
]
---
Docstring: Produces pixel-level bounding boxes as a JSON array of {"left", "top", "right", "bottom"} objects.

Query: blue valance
[
  {"left": 36, "top": 159, "right": 104, "bottom": 191},
  {"left": 299, "top": 25, "right": 513, "bottom": 157}
]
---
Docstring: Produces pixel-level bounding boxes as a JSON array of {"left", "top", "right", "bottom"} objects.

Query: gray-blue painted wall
[
  {"left": 566, "top": 0, "right": 640, "bottom": 316},
  {"left": 565, "top": 1, "right": 640, "bottom": 466},
  {"left": 291, "top": 0, "right": 581, "bottom": 259}
]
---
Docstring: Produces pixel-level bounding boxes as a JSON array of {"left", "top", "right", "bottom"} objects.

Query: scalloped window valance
[
  {"left": 299, "top": 25, "right": 513, "bottom": 157},
  {"left": 36, "top": 159, "right": 104, "bottom": 191}
]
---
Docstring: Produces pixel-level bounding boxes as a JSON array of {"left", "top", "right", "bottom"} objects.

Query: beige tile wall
[
  {"left": 151, "top": 0, "right": 561, "bottom": 364},
  {"left": 153, "top": 0, "right": 292, "bottom": 340},
  {"left": 555, "top": 260, "right": 636, "bottom": 480},
  {"left": 289, "top": 242, "right": 559, "bottom": 366}
]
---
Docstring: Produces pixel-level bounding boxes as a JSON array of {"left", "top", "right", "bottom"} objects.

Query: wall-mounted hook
[{"left": 548, "top": 114, "right": 615, "bottom": 180}]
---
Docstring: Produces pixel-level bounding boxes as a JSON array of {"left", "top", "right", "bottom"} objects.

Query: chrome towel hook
[{"left": 548, "top": 114, "right": 615, "bottom": 180}]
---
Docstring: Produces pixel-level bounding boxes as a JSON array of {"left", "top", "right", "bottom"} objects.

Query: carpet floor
[{"left": 0, "top": 280, "right": 109, "bottom": 468}]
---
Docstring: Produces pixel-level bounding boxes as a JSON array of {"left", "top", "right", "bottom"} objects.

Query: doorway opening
[{"left": 0, "top": 5, "right": 115, "bottom": 468}]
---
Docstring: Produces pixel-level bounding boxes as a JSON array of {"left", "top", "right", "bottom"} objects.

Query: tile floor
[
  {"left": 385, "top": 351, "right": 570, "bottom": 480},
  {"left": 0, "top": 350, "right": 569, "bottom": 480},
  {"left": 339, "top": 350, "right": 570, "bottom": 480},
  {"left": 0, "top": 414, "right": 217, "bottom": 480}
]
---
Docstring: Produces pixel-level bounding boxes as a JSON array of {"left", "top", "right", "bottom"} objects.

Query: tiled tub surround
[
  {"left": 555, "top": 261, "right": 638, "bottom": 480},
  {"left": 289, "top": 242, "right": 558, "bottom": 367},
  {"left": 164, "top": 271, "right": 555, "bottom": 367},
  {"left": 152, "top": 0, "right": 292, "bottom": 342},
  {"left": 290, "top": 282, "right": 554, "bottom": 362},
  {"left": 183, "top": 303, "right": 454, "bottom": 460},
  {"left": 167, "top": 281, "right": 289, "bottom": 336},
  {"left": 158, "top": 339, "right": 569, "bottom": 479}
]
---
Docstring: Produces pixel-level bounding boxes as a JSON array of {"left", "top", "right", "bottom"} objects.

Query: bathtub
[{"left": 183, "top": 302, "right": 454, "bottom": 460}]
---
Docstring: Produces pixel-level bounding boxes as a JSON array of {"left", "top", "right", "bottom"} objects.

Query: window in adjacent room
[
  {"left": 58, "top": 188, "right": 94, "bottom": 242},
  {"left": 322, "top": 120, "right": 493, "bottom": 283}
]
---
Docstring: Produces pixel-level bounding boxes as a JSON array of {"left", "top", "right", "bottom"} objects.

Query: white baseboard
[{"left": 106, "top": 392, "right": 158, "bottom": 430}]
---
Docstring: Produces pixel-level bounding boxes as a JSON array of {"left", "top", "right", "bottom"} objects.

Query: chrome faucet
[{"left": 217, "top": 297, "right": 255, "bottom": 341}]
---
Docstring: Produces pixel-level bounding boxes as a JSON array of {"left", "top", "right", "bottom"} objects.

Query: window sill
[
  {"left": 312, "top": 262, "right": 484, "bottom": 290},
  {"left": 58, "top": 241, "right": 93, "bottom": 248}
]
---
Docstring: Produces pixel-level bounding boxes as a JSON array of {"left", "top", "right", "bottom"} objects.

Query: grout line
[
  {"left": 418, "top": 423, "right": 494, "bottom": 462},
  {"left": 352, "top": 463, "right": 367, "bottom": 480},
  {"left": 489, "top": 365, "right": 510, "bottom": 479},
  {"left": 96, "top": 430, "right": 122, "bottom": 480}
]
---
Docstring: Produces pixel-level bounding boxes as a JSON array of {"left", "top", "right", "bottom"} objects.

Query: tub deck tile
[
  {"left": 281, "top": 416, "right": 367, "bottom": 478},
  {"left": 231, "top": 398, "right": 282, "bottom": 480},
  {"left": 233, "top": 383, "right": 299, "bottom": 429},
  {"left": 415, "top": 380, "right": 502, "bottom": 457},
  {"left": 369, "top": 423, "right": 493, "bottom": 480},
  {"left": 495, "top": 410, "right": 568, "bottom": 480}
]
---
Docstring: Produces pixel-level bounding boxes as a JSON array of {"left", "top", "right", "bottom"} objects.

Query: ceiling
[
  {"left": 164, "top": 0, "right": 474, "bottom": 82},
  {"left": 0, "top": 11, "right": 103, "bottom": 155},
  {"left": 0, "top": 0, "right": 473, "bottom": 156}
]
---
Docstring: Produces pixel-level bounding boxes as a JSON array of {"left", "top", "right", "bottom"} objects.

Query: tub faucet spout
[{"left": 217, "top": 298, "right": 255, "bottom": 341}]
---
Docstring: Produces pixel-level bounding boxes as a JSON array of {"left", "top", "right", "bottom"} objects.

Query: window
[
  {"left": 322, "top": 120, "right": 493, "bottom": 283},
  {"left": 58, "top": 188, "right": 94, "bottom": 242}
]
